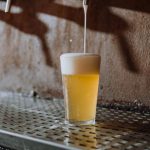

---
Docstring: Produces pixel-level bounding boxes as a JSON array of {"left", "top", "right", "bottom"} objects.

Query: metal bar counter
[{"left": 0, "top": 94, "right": 150, "bottom": 150}]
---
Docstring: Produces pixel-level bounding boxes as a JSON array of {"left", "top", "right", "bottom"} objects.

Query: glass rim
[{"left": 60, "top": 53, "right": 100, "bottom": 58}]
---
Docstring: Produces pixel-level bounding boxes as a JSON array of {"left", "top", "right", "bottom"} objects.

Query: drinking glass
[{"left": 60, "top": 53, "right": 100, "bottom": 125}]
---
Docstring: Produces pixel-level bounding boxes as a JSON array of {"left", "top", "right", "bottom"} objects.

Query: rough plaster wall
[{"left": 0, "top": 0, "right": 150, "bottom": 105}]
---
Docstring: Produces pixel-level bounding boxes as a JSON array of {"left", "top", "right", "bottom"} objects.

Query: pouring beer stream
[{"left": 83, "top": 0, "right": 89, "bottom": 53}]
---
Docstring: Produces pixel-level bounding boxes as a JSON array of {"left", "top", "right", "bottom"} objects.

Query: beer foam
[{"left": 60, "top": 53, "right": 100, "bottom": 74}]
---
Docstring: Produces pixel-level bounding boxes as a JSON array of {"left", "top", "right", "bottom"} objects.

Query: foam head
[{"left": 60, "top": 53, "right": 100, "bottom": 75}]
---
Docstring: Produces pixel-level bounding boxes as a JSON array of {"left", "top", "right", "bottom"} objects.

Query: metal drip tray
[{"left": 0, "top": 93, "right": 150, "bottom": 150}]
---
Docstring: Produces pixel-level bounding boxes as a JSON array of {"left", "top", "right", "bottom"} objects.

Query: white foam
[{"left": 60, "top": 53, "right": 100, "bottom": 75}]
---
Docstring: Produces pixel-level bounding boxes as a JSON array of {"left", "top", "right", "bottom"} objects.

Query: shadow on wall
[{"left": 0, "top": 0, "right": 149, "bottom": 71}]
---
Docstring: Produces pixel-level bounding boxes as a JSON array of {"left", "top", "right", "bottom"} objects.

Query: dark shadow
[
  {"left": 0, "top": 0, "right": 53, "bottom": 66},
  {"left": 0, "top": 0, "right": 149, "bottom": 71},
  {"left": 110, "top": 0, "right": 150, "bottom": 14},
  {"left": 117, "top": 34, "right": 139, "bottom": 72}
]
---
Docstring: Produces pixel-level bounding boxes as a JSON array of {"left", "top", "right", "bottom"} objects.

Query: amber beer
[{"left": 60, "top": 53, "right": 100, "bottom": 125}]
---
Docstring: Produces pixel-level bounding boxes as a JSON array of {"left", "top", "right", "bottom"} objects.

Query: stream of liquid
[{"left": 83, "top": 0, "right": 88, "bottom": 53}]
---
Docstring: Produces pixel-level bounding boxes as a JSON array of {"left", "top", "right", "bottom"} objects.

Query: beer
[
  {"left": 63, "top": 74, "right": 99, "bottom": 121},
  {"left": 60, "top": 53, "right": 100, "bottom": 125}
]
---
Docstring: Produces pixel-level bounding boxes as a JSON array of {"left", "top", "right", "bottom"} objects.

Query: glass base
[{"left": 65, "top": 119, "right": 95, "bottom": 126}]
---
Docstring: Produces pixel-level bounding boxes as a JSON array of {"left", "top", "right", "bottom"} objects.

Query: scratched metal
[{"left": 0, "top": 93, "right": 150, "bottom": 150}]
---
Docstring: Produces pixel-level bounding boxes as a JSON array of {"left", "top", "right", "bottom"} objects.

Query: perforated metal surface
[
  {"left": 0, "top": 145, "right": 14, "bottom": 150},
  {"left": 0, "top": 93, "right": 150, "bottom": 150}
]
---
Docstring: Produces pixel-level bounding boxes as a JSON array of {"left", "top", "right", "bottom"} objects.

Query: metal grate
[
  {"left": 0, "top": 145, "right": 14, "bottom": 150},
  {"left": 0, "top": 93, "right": 150, "bottom": 150}
]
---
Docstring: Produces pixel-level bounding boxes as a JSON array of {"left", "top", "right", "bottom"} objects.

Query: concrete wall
[{"left": 0, "top": 0, "right": 150, "bottom": 105}]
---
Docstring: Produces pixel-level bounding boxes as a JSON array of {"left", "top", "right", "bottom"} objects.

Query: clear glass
[{"left": 60, "top": 53, "right": 100, "bottom": 125}]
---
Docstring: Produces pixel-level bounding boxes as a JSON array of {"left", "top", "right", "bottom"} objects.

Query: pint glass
[{"left": 60, "top": 53, "right": 100, "bottom": 125}]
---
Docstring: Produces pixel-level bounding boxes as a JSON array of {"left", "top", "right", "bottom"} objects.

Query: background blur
[{"left": 0, "top": 0, "right": 150, "bottom": 105}]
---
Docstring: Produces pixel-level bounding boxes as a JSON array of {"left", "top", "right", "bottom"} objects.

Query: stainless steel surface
[
  {"left": 5, "top": 0, "right": 11, "bottom": 12},
  {"left": 0, "top": 145, "right": 13, "bottom": 150},
  {"left": 0, "top": 93, "right": 150, "bottom": 150},
  {"left": 83, "top": 0, "right": 89, "bottom": 5}
]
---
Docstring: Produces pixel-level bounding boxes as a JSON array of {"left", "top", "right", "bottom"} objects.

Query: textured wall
[{"left": 0, "top": 0, "right": 150, "bottom": 105}]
